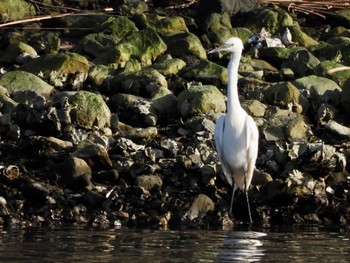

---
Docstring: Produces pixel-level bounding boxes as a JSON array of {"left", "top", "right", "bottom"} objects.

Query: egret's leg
[
  {"left": 229, "top": 184, "right": 237, "bottom": 213},
  {"left": 244, "top": 172, "right": 253, "bottom": 224},
  {"left": 245, "top": 191, "right": 252, "bottom": 224}
]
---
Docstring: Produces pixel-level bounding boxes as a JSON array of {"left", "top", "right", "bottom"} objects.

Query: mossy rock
[
  {"left": 80, "top": 33, "right": 120, "bottom": 57},
  {"left": 93, "top": 16, "right": 138, "bottom": 39},
  {"left": 27, "top": 31, "right": 61, "bottom": 54},
  {"left": 281, "top": 49, "right": 320, "bottom": 77},
  {"left": 240, "top": 4, "right": 294, "bottom": 34},
  {"left": 115, "top": 67, "right": 168, "bottom": 95},
  {"left": 242, "top": 99, "right": 267, "bottom": 118},
  {"left": 150, "top": 87, "right": 178, "bottom": 121},
  {"left": 321, "top": 26, "right": 350, "bottom": 41},
  {"left": 207, "top": 27, "right": 254, "bottom": 47},
  {"left": 88, "top": 64, "right": 116, "bottom": 86},
  {"left": 0, "top": 0, "right": 35, "bottom": 22},
  {"left": 258, "top": 46, "right": 305, "bottom": 67},
  {"left": 292, "top": 75, "right": 341, "bottom": 99},
  {"left": 152, "top": 58, "right": 186, "bottom": 76},
  {"left": 313, "top": 60, "right": 350, "bottom": 88},
  {"left": 68, "top": 91, "right": 111, "bottom": 129},
  {"left": 93, "top": 29, "right": 167, "bottom": 67},
  {"left": 163, "top": 31, "right": 207, "bottom": 60},
  {"left": 135, "top": 13, "right": 188, "bottom": 34},
  {"left": 263, "top": 108, "right": 309, "bottom": 142},
  {"left": 264, "top": 82, "right": 309, "bottom": 113},
  {"left": 177, "top": 85, "right": 226, "bottom": 118},
  {"left": 0, "top": 42, "right": 38, "bottom": 65},
  {"left": 311, "top": 42, "right": 350, "bottom": 66},
  {"left": 57, "top": 14, "right": 113, "bottom": 31},
  {"left": 110, "top": 0, "right": 149, "bottom": 16},
  {"left": 0, "top": 70, "right": 54, "bottom": 98},
  {"left": 0, "top": 85, "right": 18, "bottom": 112},
  {"left": 181, "top": 60, "right": 227, "bottom": 85},
  {"left": 285, "top": 26, "right": 318, "bottom": 48},
  {"left": 326, "top": 36, "right": 350, "bottom": 45},
  {"left": 20, "top": 52, "right": 90, "bottom": 84},
  {"left": 202, "top": 12, "right": 232, "bottom": 32}
]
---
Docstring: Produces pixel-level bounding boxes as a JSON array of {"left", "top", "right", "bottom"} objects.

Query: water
[{"left": 0, "top": 225, "right": 349, "bottom": 262}]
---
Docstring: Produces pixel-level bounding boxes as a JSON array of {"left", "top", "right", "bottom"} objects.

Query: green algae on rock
[
  {"left": 0, "top": 0, "right": 35, "bottom": 22},
  {"left": 0, "top": 70, "right": 54, "bottom": 98},
  {"left": 177, "top": 85, "right": 226, "bottom": 118},
  {"left": 68, "top": 91, "right": 111, "bottom": 130},
  {"left": 93, "top": 28, "right": 167, "bottom": 67},
  {"left": 20, "top": 52, "right": 90, "bottom": 88}
]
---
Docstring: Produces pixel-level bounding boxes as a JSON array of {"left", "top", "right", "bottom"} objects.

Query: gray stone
[
  {"left": 183, "top": 194, "right": 215, "bottom": 220},
  {"left": 292, "top": 75, "right": 341, "bottom": 100},
  {"left": 264, "top": 82, "right": 309, "bottom": 114},
  {"left": 136, "top": 175, "right": 163, "bottom": 191},
  {"left": 282, "top": 49, "right": 320, "bottom": 77},
  {"left": 71, "top": 140, "right": 113, "bottom": 169}
]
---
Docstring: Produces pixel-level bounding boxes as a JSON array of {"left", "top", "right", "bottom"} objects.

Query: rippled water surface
[{"left": 0, "top": 225, "right": 349, "bottom": 262}]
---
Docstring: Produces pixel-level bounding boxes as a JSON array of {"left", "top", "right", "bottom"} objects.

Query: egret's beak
[{"left": 207, "top": 43, "right": 232, "bottom": 54}]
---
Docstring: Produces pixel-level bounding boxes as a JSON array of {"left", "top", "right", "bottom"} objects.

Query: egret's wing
[
  {"left": 214, "top": 115, "right": 225, "bottom": 162},
  {"left": 214, "top": 115, "right": 233, "bottom": 186},
  {"left": 244, "top": 115, "right": 259, "bottom": 190}
]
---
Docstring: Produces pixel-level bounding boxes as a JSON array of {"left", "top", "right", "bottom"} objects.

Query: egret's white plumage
[{"left": 208, "top": 38, "right": 259, "bottom": 223}]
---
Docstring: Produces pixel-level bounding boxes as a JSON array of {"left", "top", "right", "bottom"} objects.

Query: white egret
[{"left": 208, "top": 38, "right": 259, "bottom": 223}]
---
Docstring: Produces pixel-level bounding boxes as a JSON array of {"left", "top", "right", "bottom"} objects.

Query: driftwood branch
[
  {"left": 259, "top": 0, "right": 350, "bottom": 17},
  {"left": 0, "top": 13, "right": 75, "bottom": 28}
]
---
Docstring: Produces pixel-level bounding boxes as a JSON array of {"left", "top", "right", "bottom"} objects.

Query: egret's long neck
[{"left": 226, "top": 50, "right": 242, "bottom": 118}]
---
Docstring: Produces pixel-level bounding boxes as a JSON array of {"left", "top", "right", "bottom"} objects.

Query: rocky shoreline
[{"left": 0, "top": 0, "right": 349, "bottom": 229}]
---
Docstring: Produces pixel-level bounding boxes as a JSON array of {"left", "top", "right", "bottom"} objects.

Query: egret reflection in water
[{"left": 216, "top": 231, "right": 266, "bottom": 262}]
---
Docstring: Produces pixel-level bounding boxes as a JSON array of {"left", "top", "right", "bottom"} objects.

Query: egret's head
[{"left": 208, "top": 37, "right": 244, "bottom": 54}]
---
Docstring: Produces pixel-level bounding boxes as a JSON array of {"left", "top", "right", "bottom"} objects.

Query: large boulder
[{"left": 177, "top": 85, "right": 226, "bottom": 118}]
